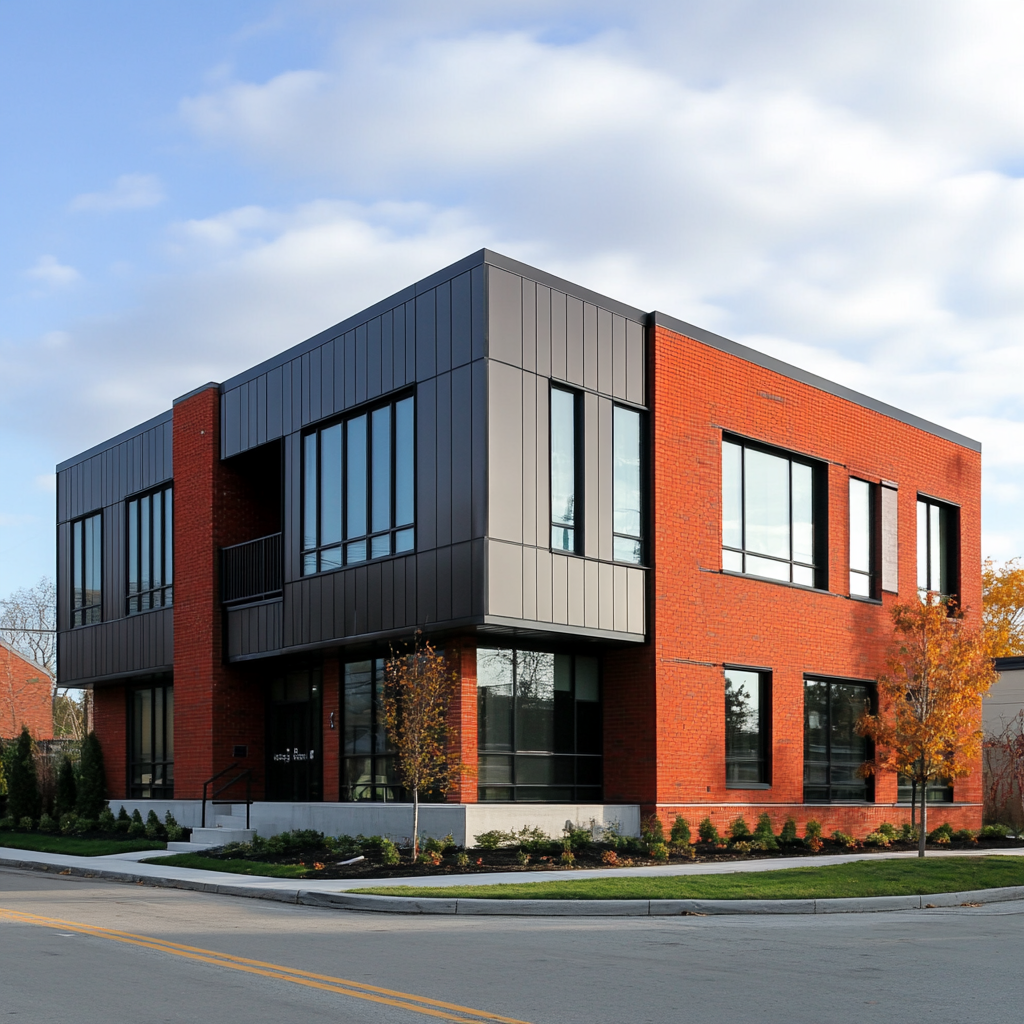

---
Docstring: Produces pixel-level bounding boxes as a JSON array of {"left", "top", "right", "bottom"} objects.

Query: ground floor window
[
  {"left": 266, "top": 668, "right": 322, "bottom": 802},
  {"left": 341, "top": 659, "right": 407, "bottom": 802},
  {"left": 129, "top": 682, "right": 173, "bottom": 798},
  {"left": 477, "top": 648, "right": 601, "bottom": 802},
  {"left": 803, "top": 678, "right": 872, "bottom": 802},
  {"left": 897, "top": 776, "right": 953, "bottom": 804},
  {"left": 725, "top": 667, "right": 770, "bottom": 787}
]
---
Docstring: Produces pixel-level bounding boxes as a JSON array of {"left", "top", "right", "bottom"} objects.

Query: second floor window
[
  {"left": 917, "top": 496, "right": 958, "bottom": 601},
  {"left": 127, "top": 486, "right": 173, "bottom": 613},
  {"left": 722, "top": 436, "right": 825, "bottom": 588},
  {"left": 72, "top": 512, "right": 102, "bottom": 626},
  {"left": 849, "top": 478, "right": 877, "bottom": 598},
  {"left": 550, "top": 387, "right": 580, "bottom": 553},
  {"left": 613, "top": 406, "right": 642, "bottom": 563},
  {"left": 302, "top": 395, "right": 415, "bottom": 575}
]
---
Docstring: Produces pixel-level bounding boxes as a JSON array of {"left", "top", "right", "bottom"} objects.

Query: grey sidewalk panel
[
  {"left": 456, "top": 899, "right": 651, "bottom": 917},
  {"left": 815, "top": 895, "right": 922, "bottom": 914}
]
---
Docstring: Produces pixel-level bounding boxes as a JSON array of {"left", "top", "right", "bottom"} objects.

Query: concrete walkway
[{"left": 2, "top": 843, "right": 1023, "bottom": 916}]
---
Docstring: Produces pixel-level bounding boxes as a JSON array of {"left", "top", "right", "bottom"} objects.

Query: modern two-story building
[{"left": 55, "top": 250, "right": 983, "bottom": 840}]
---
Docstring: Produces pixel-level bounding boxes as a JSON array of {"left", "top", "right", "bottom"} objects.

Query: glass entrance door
[{"left": 266, "top": 668, "right": 322, "bottom": 801}]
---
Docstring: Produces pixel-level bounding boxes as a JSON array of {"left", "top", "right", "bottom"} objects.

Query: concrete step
[
  {"left": 214, "top": 815, "right": 249, "bottom": 829},
  {"left": 166, "top": 841, "right": 217, "bottom": 854},
  {"left": 189, "top": 827, "right": 255, "bottom": 846}
]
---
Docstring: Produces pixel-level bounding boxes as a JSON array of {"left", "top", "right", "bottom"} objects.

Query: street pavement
[{"left": 2, "top": 863, "right": 1023, "bottom": 1023}]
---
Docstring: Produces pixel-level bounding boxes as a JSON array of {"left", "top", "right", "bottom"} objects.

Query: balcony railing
[{"left": 221, "top": 532, "right": 282, "bottom": 605}]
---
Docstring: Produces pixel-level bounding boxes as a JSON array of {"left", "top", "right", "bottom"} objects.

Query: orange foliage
[{"left": 982, "top": 557, "right": 1024, "bottom": 657}]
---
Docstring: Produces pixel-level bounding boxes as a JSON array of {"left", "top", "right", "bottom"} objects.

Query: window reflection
[
  {"left": 803, "top": 679, "right": 870, "bottom": 802},
  {"left": 613, "top": 406, "right": 643, "bottom": 563},
  {"left": 550, "top": 388, "right": 577, "bottom": 552},
  {"left": 725, "top": 668, "right": 768, "bottom": 785}
]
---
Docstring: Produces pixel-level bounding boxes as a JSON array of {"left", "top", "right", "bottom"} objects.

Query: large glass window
[
  {"left": 613, "top": 405, "right": 642, "bottom": 563},
  {"left": 72, "top": 512, "right": 102, "bottom": 626},
  {"left": 550, "top": 387, "right": 580, "bottom": 553},
  {"left": 725, "top": 668, "right": 770, "bottom": 786},
  {"left": 341, "top": 659, "right": 407, "bottom": 802},
  {"left": 849, "top": 478, "right": 876, "bottom": 598},
  {"left": 722, "top": 437, "right": 825, "bottom": 588},
  {"left": 302, "top": 395, "right": 415, "bottom": 575},
  {"left": 129, "top": 682, "right": 173, "bottom": 798},
  {"left": 127, "top": 486, "right": 173, "bottom": 613},
  {"left": 477, "top": 648, "right": 601, "bottom": 802},
  {"left": 803, "top": 678, "right": 871, "bottom": 802},
  {"left": 897, "top": 776, "right": 953, "bottom": 805},
  {"left": 917, "top": 496, "right": 958, "bottom": 601}
]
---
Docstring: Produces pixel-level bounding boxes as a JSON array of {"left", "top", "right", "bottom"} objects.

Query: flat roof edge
[
  {"left": 653, "top": 312, "right": 982, "bottom": 452},
  {"left": 56, "top": 408, "right": 174, "bottom": 473}
]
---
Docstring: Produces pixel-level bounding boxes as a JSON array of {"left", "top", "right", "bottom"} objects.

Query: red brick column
[
  {"left": 447, "top": 639, "right": 478, "bottom": 803},
  {"left": 93, "top": 684, "right": 126, "bottom": 801},
  {"left": 322, "top": 660, "right": 340, "bottom": 801}
]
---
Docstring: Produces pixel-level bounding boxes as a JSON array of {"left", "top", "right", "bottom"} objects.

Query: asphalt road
[{"left": 1, "top": 865, "right": 1021, "bottom": 1024}]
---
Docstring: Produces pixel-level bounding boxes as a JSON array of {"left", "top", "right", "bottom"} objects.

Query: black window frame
[
  {"left": 126, "top": 485, "right": 173, "bottom": 614},
  {"left": 128, "top": 681, "right": 173, "bottom": 799},
  {"left": 71, "top": 511, "right": 102, "bottom": 626},
  {"left": 848, "top": 477, "right": 879, "bottom": 600},
  {"left": 916, "top": 494, "right": 960, "bottom": 604},
  {"left": 724, "top": 666, "right": 771, "bottom": 788},
  {"left": 721, "top": 434, "right": 828, "bottom": 590},
  {"left": 897, "top": 775, "right": 953, "bottom": 805},
  {"left": 550, "top": 385, "right": 583, "bottom": 555},
  {"left": 612, "top": 403, "right": 644, "bottom": 565},
  {"left": 301, "top": 392, "right": 415, "bottom": 576},
  {"left": 803, "top": 677, "right": 874, "bottom": 803}
]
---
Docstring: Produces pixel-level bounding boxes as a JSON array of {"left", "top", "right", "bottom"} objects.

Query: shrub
[
  {"left": 559, "top": 849, "right": 575, "bottom": 866},
  {"left": 670, "top": 815, "right": 692, "bottom": 847},
  {"left": 54, "top": 756, "right": 77, "bottom": 820},
  {"left": 864, "top": 831, "right": 891, "bottom": 847},
  {"left": 37, "top": 813, "right": 56, "bottom": 833},
  {"left": 980, "top": 823, "right": 1011, "bottom": 839},
  {"left": 114, "top": 806, "right": 131, "bottom": 832},
  {"left": 563, "top": 825, "right": 594, "bottom": 853},
  {"left": 830, "top": 830, "right": 856, "bottom": 848},
  {"left": 417, "top": 849, "right": 443, "bottom": 866},
  {"left": 697, "top": 817, "right": 721, "bottom": 844},
  {"left": 601, "top": 849, "right": 619, "bottom": 866},
  {"left": 76, "top": 733, "right": 106, "bottom": 820},
  {"left": 731, "top": 840, "right": 752, "bottom": 853},
  {"left": 929, "top": 822, "right": 954, "bottom": 844},
  {"left": 98, "top": 807, "right": 117, "bottom": 833},
  {"left": 474, "top": 829, "right": 514, "bottom": 850},
  {"left": 899, "top": 822, "right": 919, "bottom": 842},
  {"left": 454, "top": 852, "right": 470, "bottom": 867},
  {"left": 751, "top": 813, "right": 778, "bottom": 851},
  {"left": 648, "top": 842, "right": 669, "bottom": 863},
  {"left": 641, "top": 814, "right": 665, "bottom": 847},
  {"left": 0, "top": 817, "right": 13, "bottom": 831},
  {"left": 876, "top": 822, "right": 898, "bottom": 841},
  {"left": 952, "top": 829, "right": 977, "bottom": 843},
  {"left": 75, "top": 818, "right": 97, "bottom": 835},
  {"left": 6, "top": 727, "right": 41, "bottom": 824},
  {"left": 804, "top": 820, "right": 823, "bottom": 852},
  {"left": 422, "top": 833, "right": 455, "bottom": 855},
  {"left": 728, "top": 816, "right": 751, "bottom": 842},
  {"left": 601, "top": 820, "right": 628, "bottom": 850},
  {"left": 779, "top": 817, "right": 798, "bottom": 844},
  {"left": 128, "top": 809, "right": 146, "bottom": 838},
  {"left": 160, "top": 810, "right": 182, "bottom": 841},
  {"left": 59, "top": 812, "right": 78, "bottom": 835},
  {"left": 359, "top": 835, "right": 400, "bottom": 865}
]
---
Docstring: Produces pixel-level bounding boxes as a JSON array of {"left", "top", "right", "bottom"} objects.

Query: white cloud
[
  {"left": 25, "top": 255, "right": 80, "bottom": 287},
  {"left": 33, "top": 474, "right": 56, "bottom": 495},
  {"left": 70, "top": 173, "right": 165, "bottom": 212}
]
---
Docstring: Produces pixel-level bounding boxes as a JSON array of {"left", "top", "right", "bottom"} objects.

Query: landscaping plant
[
  {"left": 76, "top": 733, "right": 106, "bottom": 820},
  {"left": 751, "top": 813, "right": 778, "bottom": 851},
  {"left": 6, "top": 727, "right": 41, "bottom": 824},
  {"left": 54, "top": 756, "right": 77, "bottom": 820},
  {"left": 670, "top": 815, "right": 692, "bottom": 847},
  {"left": 698, "top": 817, "right": 721, "bottom": 845}
]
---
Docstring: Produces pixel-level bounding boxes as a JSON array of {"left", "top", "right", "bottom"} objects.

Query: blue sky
[{"left": 2, "top": 1, "right": 1024, "bottom": 597}]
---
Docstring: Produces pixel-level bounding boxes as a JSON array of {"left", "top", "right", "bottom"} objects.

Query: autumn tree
[
  {"left": 381, "top": 635, "right": 461, "bottom": 859},
  {"left": 983, "top": 557, "right": 1024, "bottom": 657},
  {"left": 859, "top": 598, "right": 997, "bottom": 857}
]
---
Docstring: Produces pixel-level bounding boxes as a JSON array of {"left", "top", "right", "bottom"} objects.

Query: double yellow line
[{"left": 0, "top": 907, "right": 533, "bottom": 1023}]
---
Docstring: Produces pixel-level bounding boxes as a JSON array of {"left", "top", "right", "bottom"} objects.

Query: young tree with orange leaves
[
  {"left": 982, "top": 557, "right": 1024, "bottom": 657},
  {"left": 381, "top": 634, "right": 460, "bottom": 860},
  {"left": 859, "top": 598, "right": 997, "bottom": 857}
]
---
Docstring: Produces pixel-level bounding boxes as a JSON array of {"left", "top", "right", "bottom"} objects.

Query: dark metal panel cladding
[
  {"left": 300, "top": 354, "right": 311, "bottom": 428},
  {"left": 521, "top": 370, "right": 537, "bottom": 548},
  {"left": 367, "top": 316, "right": 382, "bottom": 400},
  {"left": 583, "top": 302, "right": 598, "bottom": 391},
  {"left": 381, "top": 310, "right": 394, "bottom": 394},
  {"left": 470, "top": 264, "right": 486, "bottom": 362},
  {"left": 487, "top": 266, "right": 522, "bottom": 367},
  {"left": 451, "top": 541, "right": 473, "bottom": 619},
  {"left": 612, "top": 315, "right": 627, "bottom": 402},
  {"left": 536, "top": 284, "right": 551, "bottom": 379},
  {"left": 535, "top": 378, "right": 550, "bottom": 549},
  {"left": 248, "top": 376, "right": 260, "bottom": 446},
  {"left": 583, "top": 392, "right": 599, "bottom": 559},
  {"left": 332, "top": 569, "right": 345, "bottom": 638},
  {"left": 551, "top": 290, "right": 567, "bottom": 381},
  {"left": 355, "top": 323, "right": 367, "bottom": 406},
  {"left": 598, "top": 397, "right": 613, "bottom": 562},
  {"left": 267, "top": 366, "right": 283, "bottom": 440},
  {"left": 380, "top": 559, "right": 394, "bottom": 633},
  {"left": 471, "top": 359, "right": 487, "bottom": 539},
  {"left": 309, "top": 345, "right": 322, "bottom": 424},
  {"left": 56, "top": 523, "right": 70, "bottom": 631},
  {"left": 450, "top": 363, "right": 472, "bottom": 544},
  {"left": 257, "top": 374, "right": 268, "bottom": 446},
  {"left": 597, "top": 308, "right": 613, "bottom": 396},
  {"left": 392, "top": 306, "right": 406, "bottom": 389},
  {"left": 435, "top": 546, "right": 452, "bottom": 623},
  {"left": 332, "top": 333, "right": 345, "bottom": 409},
  {"left": 321, "top": 343, "right": 334, "bottom": 419},
  {"left": 320, "top": 569, "right": 335, "bottom": 643},
  {"left": 237, "top": 382, "right": 249, "bottom": 453},
  {"left": 522, "top": 277, "right": 537, "bottom": 374},
  {"left": 417, "top": 377, "right": 437, "bottom": 551},
  {"left": 451, "top": 271, "right": 472, "bottom": 368},
  {"left": 343, "top": 569, "right": 356, "bottom": 638},
  {"left": 417, "top": 548, "right": 437, "bottom": 628},
  {"left": 104, "top": 504, "right": 123, "bottom": 623},
  {"left": 404, "top": 301, "right": 416, "bottom": 383},
  {"left": 435, "top": 279, "right": 451, "bottom": 375},
  {"left": 487, "top": 361, "right": 523, "bottom": 543},
  {"left": 391, "top": 556, "right": 406, "bottom": 627},
  {"left": 366, "top": 559, "right": 383, "bottom": 635},
  {"left": 626, "top": 318, "right": 645, "bottom": 406},
  {"left": 290, "top": 358, "right": 302, "bottom": 432},
  {"left": 344, "top": 330, "right": 356, "bottom": 408},
  {"left": 354, "top": 566, "right": 369, "bottom": 644},
  {"left": 435, "top": 371, "right": 452, "bottom": 549},
  {"left": 282, "top": 433, "right": 301, "bottom": 585},
  {"left": 566, "top": 295, "right": 584, "bottom": 386},
  {"left": 416, "top": 290, "right": 436, "bottom": 381}
]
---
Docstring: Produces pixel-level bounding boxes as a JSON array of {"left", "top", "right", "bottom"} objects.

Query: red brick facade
[
  {"left": 0, "top": 641, "right": 53, "bottom": 741},
  {"left": 93, "top": 684, "right": 125, "bottom": 798}
]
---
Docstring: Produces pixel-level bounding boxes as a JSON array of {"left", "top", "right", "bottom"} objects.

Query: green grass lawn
[
  {"left": 0, "top": 833, "right": 166, "bottom": 857},
  {"left": 144, "top": 853, "right": 315, "bottom": 878},
  {"left": 354, "top": 857, "right": 1024, "bottom": 901}
]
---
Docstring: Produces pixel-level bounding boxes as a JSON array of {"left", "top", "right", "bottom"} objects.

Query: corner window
[
  {"left": 722, "top": 436, "right": 826, "bottom": 588},
  {"left": 550, "top": 387, "right": 580, "bottom": 553},
  {"left": 917, "top": 496, "right": 959, "bottom": 601},
  {"left": 804, "top": 678, "right": 871, "bottom": 802},
  {"left": 725, "top": 668, "right": 770, "bottom": 786},
  {"left": 127, "top": 486, "right": 173, "bottom": 613},
  {"left": 72, "top": 512, "right": 102, "bottom": 626},
  {"left": 613, "top": 405, "right": 643, "bottom": 563},
  {"left": 341, "top": 659, "right": 405, "bottom": 802},
  {"left": 129, "top": 682, "right": 173, "bottom": 798},
  {"left": 477, "top": 648, "right": 601, "bottom": 802},
  {"left": 302, "top": 395, "right": 414, "bottom": 575},
  {"left": 849, "top": 478, "right": 876, "bottom": 598}
]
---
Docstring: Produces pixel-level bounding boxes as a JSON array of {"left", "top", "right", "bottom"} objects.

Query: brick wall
[
  {"left": 447, "top": 638, "right": 479, "bottom": 803},
  {"left": 322, "top": 659, "right": 340, "bottom": 801},
  {"left": 613, "top": 323, "right": 985, "bottom": 835},
  {"left": 92, "top": 684, "right": 125, "bottom": 799},
  {"left": 0, "top": 644, "right": 53, "bottom": 741}
]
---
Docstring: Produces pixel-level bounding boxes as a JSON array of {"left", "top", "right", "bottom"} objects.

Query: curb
[{"left": 4, "top": 856, "right": 1024, "bottom": 915}]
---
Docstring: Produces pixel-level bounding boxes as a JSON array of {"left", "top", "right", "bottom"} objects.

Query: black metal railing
[
  {"left": 201, "top": 763, "right": 253, "bottom": 829},
  {"left": 221, "top": 532, "right": 282, "bottom": 605}
]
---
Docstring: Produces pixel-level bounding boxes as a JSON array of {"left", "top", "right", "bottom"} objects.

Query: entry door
[{"left": 266, "top": 670, "right": 322, "bottom": 801}]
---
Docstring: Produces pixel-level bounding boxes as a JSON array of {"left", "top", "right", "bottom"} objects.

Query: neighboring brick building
[
  {"left": 55, "top": 250, "right": 983, "bottom": 838},
  {"left": 1, "top": 638, "right": 53, "bottom": 741}
]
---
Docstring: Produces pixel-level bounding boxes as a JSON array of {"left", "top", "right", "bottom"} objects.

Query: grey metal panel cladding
[
  {"left": 450, "top": 364, "right": 473, "bottom": 544},
  {"left": 487, "top": 361, "right": 523, "bottom": 543},
  {"left": 435, "top": 373, "right": 453, "bottom": 549},
  {"left": 58, "top": 608, "right": 173, "bottom": 685},
  {"left": 487, "top": 266, "right": 522, "bottom": 367},
  {"left": 583, "top": 393, "right": 599, "bottom": 559},
  {"left": 881, "top": 484, "right": 899, "bottom": 593},
  {"left": 566, "top": 297, "right": 584, "bottom": 386}
]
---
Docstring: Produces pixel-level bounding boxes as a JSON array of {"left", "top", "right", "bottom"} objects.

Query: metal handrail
[
  {"left": 201, "top": 763, "right": 253, "bottom": 829},
  {"left": 221, "top": 532, "right": 282, "bottom": 605}
]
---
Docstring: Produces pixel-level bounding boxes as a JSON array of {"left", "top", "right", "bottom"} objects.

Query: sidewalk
[{"left": 3, "top": 844, "right": 1023, "bottom": 916}]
